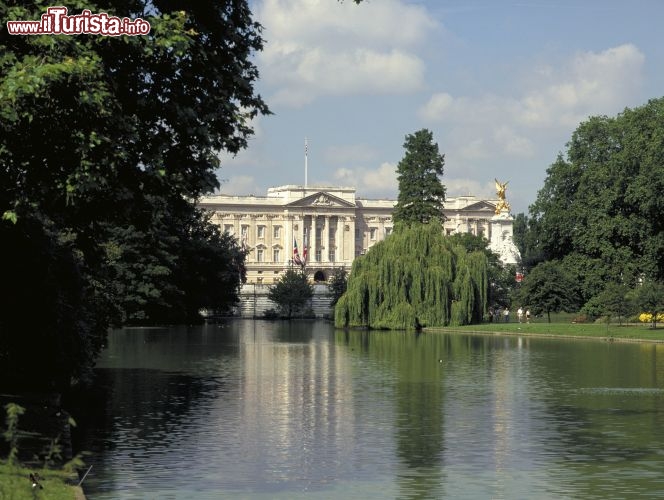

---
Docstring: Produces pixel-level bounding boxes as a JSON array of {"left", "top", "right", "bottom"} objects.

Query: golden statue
[{"left": 494, "top": 178, "right": 511, "bottom": 215}]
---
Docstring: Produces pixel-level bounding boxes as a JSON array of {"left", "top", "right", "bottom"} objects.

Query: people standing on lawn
[
  {"left": 503, "top": 307, "right": 510, "bottom": 323},
  {"left": 517, "top": 307, "right": 524, "bottom": 323},
  {"left": 526, "top": 309, "right": 531, "bottom": 323}
]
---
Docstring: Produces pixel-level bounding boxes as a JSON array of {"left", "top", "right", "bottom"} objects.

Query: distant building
[{"left": 199, "top": 184, "right": 518, "bottom": 284}]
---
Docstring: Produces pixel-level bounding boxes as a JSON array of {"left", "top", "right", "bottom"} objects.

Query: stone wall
[{"left": 235, "top": 283, "right": 334, "bottom": 318}]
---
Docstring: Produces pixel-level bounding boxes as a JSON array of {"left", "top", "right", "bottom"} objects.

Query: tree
[
  {"left": 512, "top": 212, "right": 544, "bottom": 270},
  {"left": 529, "top": 98, "right": 664, "bottom": 308},
  {"left": 582, "top": 282, "right": 631, "bottom": 325},
  {"left": 335, "top": 222, "right": 488, "bottom": 329},
  {"left": 630, "top": 280, "right": 664, "bottom": 329},
  {"left": 0, "top": 1, "right": 267, "bottom": 390},
  {"left": 449, "top": 232, "right": 515, "bottom": 312},
  {"left": 518, "top": 261, "right": 580, "bottom": 323},
  {"left": 268, "top": 269, "right": 314, "bottom": 319},
  {"left": 392, "top": 129, "right": 446, "bottom": 225},
  {"left": 328, "top": 267, "right": 348, "bottom": 307}
]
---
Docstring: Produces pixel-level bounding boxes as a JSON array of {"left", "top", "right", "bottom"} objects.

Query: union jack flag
[{"left": 293, "top": 238, "right": 303, "bottom": 266}]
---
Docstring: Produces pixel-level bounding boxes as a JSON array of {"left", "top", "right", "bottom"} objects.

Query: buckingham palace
[{"left": 199, "top": 184, "right": 517, "bottom": 284}]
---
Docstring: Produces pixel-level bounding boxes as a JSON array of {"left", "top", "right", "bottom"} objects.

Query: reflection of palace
[{"left": 199, "top": 184, "right": 517, "bottom": 284}]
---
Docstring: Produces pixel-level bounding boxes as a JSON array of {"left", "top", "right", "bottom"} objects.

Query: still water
[{"left": 72, "top": 320, "right": 664, "bottom": 499}]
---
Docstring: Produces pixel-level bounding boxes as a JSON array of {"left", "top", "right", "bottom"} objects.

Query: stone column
[
  {"left": 310, "top": 215, "right": 317, "bottom": 263},
  {"left": 284, "top": 211, "right": 291, "bottom": 265},
  {"left": 322, "top": 215, "right": 330, "bottom": 262},
  {"left": 334, "top": 215, "right": 344, "bottom": 263}
]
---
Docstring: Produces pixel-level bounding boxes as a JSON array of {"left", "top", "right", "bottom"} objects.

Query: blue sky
[{"left": 218, "top": 0, "right": 664, "bottom": 214}]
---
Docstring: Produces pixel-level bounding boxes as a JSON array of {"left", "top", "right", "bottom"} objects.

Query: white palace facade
[{"left": 199, "top": 185, "right": 517, "bottom": 284}]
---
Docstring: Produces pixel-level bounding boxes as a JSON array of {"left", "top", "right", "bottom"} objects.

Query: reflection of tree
[
  {"left": 65, "top": 325, "right": 233, "bottom": 493},
  {"left": 531, "top": 341, "right": 664, "bottom": 498},
  {"left": 271, "top": 320, "right": 314, "bottom": 344},
  {"left": 338, "top": 330, "right": 450, "bottom": 499}
]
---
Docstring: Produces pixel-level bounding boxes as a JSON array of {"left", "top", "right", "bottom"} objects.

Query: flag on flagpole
[
  {"left": 293, "top": 238, "right": 303, "bottom": 266},
  {"left": 302, "top": 237, "right": 308, "bottom": 265}
]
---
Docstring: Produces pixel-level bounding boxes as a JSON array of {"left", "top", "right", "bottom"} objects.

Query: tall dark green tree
[
  {"left": 268, "top": 269, "right": 314, "bottom": 319},
  {"left": 512, "top": 212, "right": 544, "bottom": 270},
  {"left": 529, "top": 97, "right": 664, "bottom": 306},
  {"left": 392, "top": 129, "right": 446, "bottom": 225},
  {"left": 0, "top": 1, "right": 268, "bottom": 390},
  {"left": 518, "top": 261, "right": 580, "bottom": 323}
]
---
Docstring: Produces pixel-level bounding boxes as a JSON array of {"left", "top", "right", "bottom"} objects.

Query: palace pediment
[
  {"left": 285, "top": 191, "right": 355, "bottom": 209},
  {"left": 458, "top": 201, "right": 497, "bottom": 212}
]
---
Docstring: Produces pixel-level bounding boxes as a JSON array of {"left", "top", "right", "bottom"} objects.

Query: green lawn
[
  {"left": 0, "top": 461, "right": 82, "bottom": 500},
  {"left": 427, "top": 316, "right": 664, "bottom": 342}
]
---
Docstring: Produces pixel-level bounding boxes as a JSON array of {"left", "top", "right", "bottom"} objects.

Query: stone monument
[{"left": 489, "top": 179, "right": 521, "bottom": 266}]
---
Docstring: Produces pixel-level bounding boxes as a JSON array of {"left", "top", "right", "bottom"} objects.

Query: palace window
[
  {"left": 315, "top": 249, "right": 322, "bottom": 262},
  {"left": 370, "top": 228, "right": 377, "bottom": 240},
  {"left": 256, "top": 249, "right": 264, "bottom": 262},
  {"left": 273, "top": 226, "right": 281, "bottom": 239},
  {"left": 224, "top": 224, "right": 234, "bottom": 235},
  {"left": 273, "top": 248, "right": 280, "bottom": 262},
  {"left": 257, "top": 225, "right": 265, "bottom": 238},
  {"left": 329, "top": 250, "right": 335, "bottom": 262}
]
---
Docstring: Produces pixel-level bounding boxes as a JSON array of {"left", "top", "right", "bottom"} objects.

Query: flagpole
[{"left": 304, "top": 137, "right": 308, "bottom": 190}]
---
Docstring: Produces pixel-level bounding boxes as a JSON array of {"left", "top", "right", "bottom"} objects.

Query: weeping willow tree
[{"left": 335, "top": 222, "right": 488, "bottom": 329}]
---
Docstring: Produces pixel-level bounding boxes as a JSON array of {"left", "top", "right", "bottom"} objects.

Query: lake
[{"left": 71, "top": 320, "right": 664, "bottom": 499}]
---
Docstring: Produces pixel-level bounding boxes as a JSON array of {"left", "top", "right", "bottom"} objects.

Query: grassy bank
[
  {"left": 427, "top": 315, "right": 664, "bottom": 342},
  {"left": 0, "top": 461, "right": 83, "bottom": 499}
]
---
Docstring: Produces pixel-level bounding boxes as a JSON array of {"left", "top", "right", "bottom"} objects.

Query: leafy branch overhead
[{"left": 0, "top": 1, "right": 268, "bottom": 391}]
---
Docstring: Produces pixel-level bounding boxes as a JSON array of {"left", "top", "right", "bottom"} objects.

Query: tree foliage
[
  {"left": 392, "top": 129, "right": 446, "bottom": 225},
  {"left": 268, "top": 269, "right": 314, "bottom": 319},
  {"left": 449, "top": 232, "right": 515, "bottom": 310},
  {"left": 327, "top": 267, "right": 348, "bottom": 307},
  {"left": 512, "top": 212, "right": 544, "bottom": 270},
  {"left": 529, "top": 98, "right": 664, "bottom": 307},
  {"left": 517, "top": 261, "right": 580, "bottom": 323},
  {"left": 629, "top": 281, "right": 664, "bottom": 329},
  {"left": 582, "top": 282, "right": 631, "bottom": 325},
  {"left": 0, "top": 1, "right": 267, "bottom": 390},
  {"left": 335, "top": 222, "right": 488, "bottom": 329}
]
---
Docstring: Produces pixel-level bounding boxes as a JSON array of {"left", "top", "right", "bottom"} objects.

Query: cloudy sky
[{"left": 217, "top": 0, "right": 663, "bottom": 214}]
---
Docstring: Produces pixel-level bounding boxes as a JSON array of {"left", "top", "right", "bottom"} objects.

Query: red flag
[
  {"left": 302, "top": 241, "right": 308, "bottom": 265},
  {"left": 293, "top": 238, "right": 303, "bottom": 266}
]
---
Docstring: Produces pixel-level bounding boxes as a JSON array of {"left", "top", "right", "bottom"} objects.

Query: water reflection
[{"left": 70, "top": 321, "right": 664, "bottom": 499}]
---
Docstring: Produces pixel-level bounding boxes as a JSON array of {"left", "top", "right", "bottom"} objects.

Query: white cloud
[
  {"left": 257, "top": 0, "right": 437, "bottom": 107},
  {"left": 493, "top": 126, "right": 535, "bottom": 158},
  {"left": 333, "top": 162, "right": 398, "bottom": 197},
  {"left": 419, "top": 44, "right": 645, "bottom": 167},
  {"left": 444, "top": 178, "right": 496, "bottom": 200},
  {"left": 418, "top": 92, "right": 453, "bottom": 122},
  {"left": 323, "top": 143, "right": 378, "bottom": 164},
  {"left": 518, "top": 44, "right": 645, "bottom": 127},
  {"left": 219, "top": 175, "right": 262, "bottom": 195}
]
